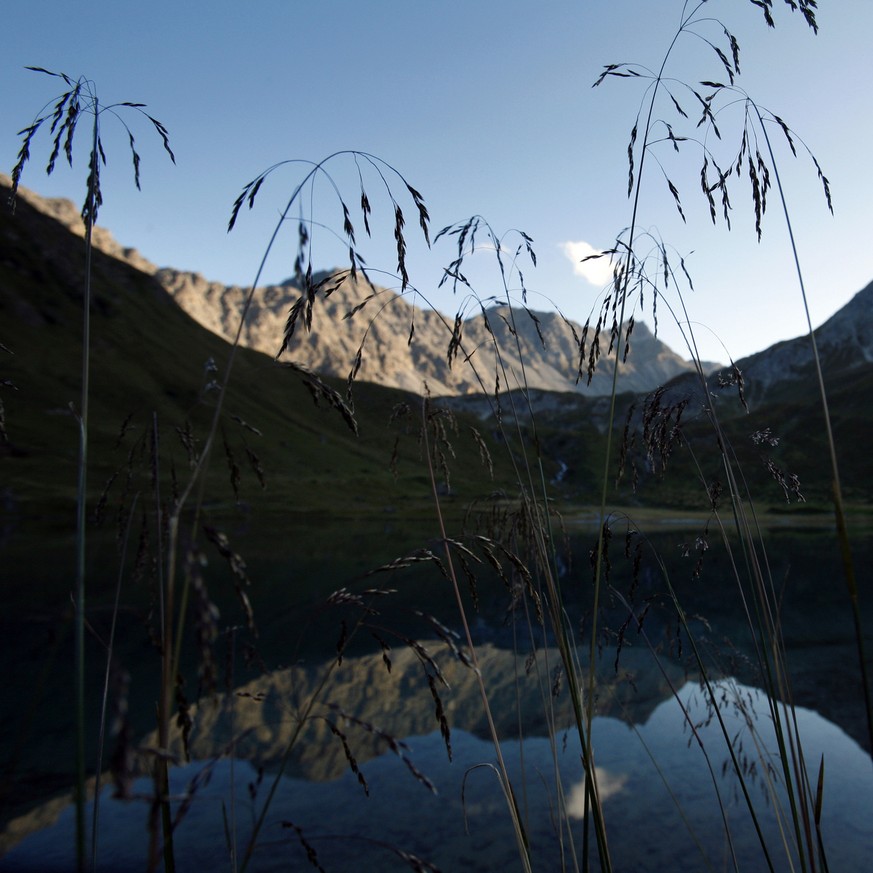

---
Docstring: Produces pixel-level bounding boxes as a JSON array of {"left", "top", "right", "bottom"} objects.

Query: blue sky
[{"left": 3, "top": 0, "right": 871, "bottom": 365}]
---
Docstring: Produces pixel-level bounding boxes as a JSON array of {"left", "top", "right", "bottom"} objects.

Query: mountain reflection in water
[
  {"left": 5, "top": 641, "right": 873, "bottom": 872},
  {"left": 3, "top": 524, "right": 873, "bottom": 870}
]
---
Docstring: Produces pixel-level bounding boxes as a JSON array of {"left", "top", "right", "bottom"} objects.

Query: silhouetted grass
[
  {"left": 9, "top": 69, "right": 174, "bottom": 873},
  {"left": 4, "top": 1, "right": 871, "bottom": 871}
]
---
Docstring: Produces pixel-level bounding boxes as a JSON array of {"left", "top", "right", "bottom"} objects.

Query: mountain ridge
[
  {"left": 158, "top": 266, "right": 713, "bottom": 397},
  {"left": 0, "top": 173, "right": 711, "bottom": 398},
  {"left": 4, "top": 174, "right": 872, "bottom": 508},
  {"left": 731, "top": 279, "right": 873, "bottom": 403}
]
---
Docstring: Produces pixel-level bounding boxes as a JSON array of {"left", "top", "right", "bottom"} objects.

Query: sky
[{"left": 2, "top": 0, "right": 872, "bottom": 366}]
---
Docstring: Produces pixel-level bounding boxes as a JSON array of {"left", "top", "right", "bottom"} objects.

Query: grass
[
  {"left": 8, "top": 70, "right": 175, "bottom": 873},
  {"left": 0, "top": 187, "right": 509, "bottom": 525},
  {"left": 577, "top": 3, "right": 870, "bottom": 866},
  {"left": 3, "top": 1, "right": 872, "bottom": 870}
]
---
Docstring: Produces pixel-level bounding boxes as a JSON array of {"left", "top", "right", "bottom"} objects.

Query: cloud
[
  {"left": 566, "top": 767, "right": 628, "bottom": 819},
  {"left": 560, "top": 240, "right": 614, "bottom": 286}
]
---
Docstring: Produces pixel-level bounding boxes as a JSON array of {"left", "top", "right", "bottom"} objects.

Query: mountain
[
  {"left": 730, "top": 279, "right": 873, "bottom": 405},
  {"left": 0, "top": 176, "right": 509, "bottom": 525},
  {"left": 3, "top": 173, "right": 871, "bottom": 513},
  {"left": 623, "top": 278, "right": 873, "bottom": 507},
  {"left": 1, "top": 176, "right": 705, "bottom": 399},
  {"left": 158, "top": 268, "right": 705, "bottom": 398}
]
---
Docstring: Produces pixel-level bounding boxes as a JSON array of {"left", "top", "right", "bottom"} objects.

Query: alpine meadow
[{"left": 2, "top": 1, "right": 873, "bottom": 872}]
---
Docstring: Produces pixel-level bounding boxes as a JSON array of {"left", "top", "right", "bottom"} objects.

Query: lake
[{"left": 2, "top": 514, "right": 872, "bottom": 871}]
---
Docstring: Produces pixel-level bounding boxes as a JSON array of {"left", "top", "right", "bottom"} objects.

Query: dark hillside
[
  {"left": 0, "top": 179, "right": 505, "bottom": 531},
  {"left": 620, "top": 282, "right": 873, "bottom": 510}
]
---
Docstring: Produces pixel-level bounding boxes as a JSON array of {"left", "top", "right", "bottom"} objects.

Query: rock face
[
  {"left": 157, "top": 268, "right": 704, "bottom": 397},
  {"left": 2, "top": 175, "right": 703, "bottom": 397},
  {"left": 0, "top": 173, "right": 158, "bottom": 276},
  {"left": 732, "top": 279, "right": 873, "bottom": 402}
]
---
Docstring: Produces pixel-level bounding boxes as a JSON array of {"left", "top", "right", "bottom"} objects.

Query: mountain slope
[
  {"left": 0, "top": 173, "right": 709, "bottom": 399},
  {"left": 732, "top": 279, "right": 873, "bottom": 404},
  {"left": 622, "top": 278, "right": 873, "bottom": 507},
  {"left": 0, "top": 177, "right": 507, "bottom": 525},
  {"left": 158, "top": 267, "right": 703, "bottom": 398}
]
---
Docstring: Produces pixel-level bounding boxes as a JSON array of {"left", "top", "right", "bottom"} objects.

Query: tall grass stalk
[
  {"left": 151, "top": 157, "right": 338, "bottom": 873},
  {"left": 755, "top": 110, "right": 873, "bottom": 753},
  {"left": 579, "top": 1, "right": 838, "bottom": 868},
  {"left": 9, "top": 69, "right": 174, "bottom": 872},
  {"left": 91, "top": 491, "right": 138, "bottom": 871},
  {"left": 423, "top": 395, "right": 533, "bottom": 873},
  {"left": 581, "top": 6, "right": 700, "bottom": 867},
  {"left": 74, "top": 101, "right": 98, "bottom": 873},
  {"left": 431, "top": 215, "right": 615, "bottom": 867},
  {"left": 489, "top": 237, "right": 614, "bottom": 870},
  {"left": 144, "top": 152, "right": 435, "bottom": 869}
]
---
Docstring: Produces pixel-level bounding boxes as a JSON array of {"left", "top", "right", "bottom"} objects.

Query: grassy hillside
[
  {"left": 0, "top": 182, "right": 510, "bottom": 533},
  {"left": 4, "top": 175, "right": 868, "bottom": 534},
  {"left": 600, "top": 360, "right": 873, "bottom": 514}
]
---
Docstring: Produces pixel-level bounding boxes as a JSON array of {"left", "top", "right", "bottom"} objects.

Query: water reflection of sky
[
  {"left": 7, "top": 676, "right": 873, "bottom": 872},
  {"left": 3, "top": 524, "right": 873, "bottom": 869},
  {"left": 6, "top": 663, "right": 873, "bottom": 872}
]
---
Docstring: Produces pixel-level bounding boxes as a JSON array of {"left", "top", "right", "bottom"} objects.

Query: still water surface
[{"left": 2, "top": 517, "right": 872, "bottom": 870}]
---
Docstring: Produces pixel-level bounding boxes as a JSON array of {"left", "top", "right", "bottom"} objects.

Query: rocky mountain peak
[
  {"left": 158, "top": 267, "right": 706, "bottom": 397},
  {"left": 0, "top": 174, "right": 707, "bottom": 398},
  {"left": 730, "top": 279, "right": 873, "bottom": 402}
]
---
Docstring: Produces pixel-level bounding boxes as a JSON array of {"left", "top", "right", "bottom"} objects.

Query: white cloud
[
  {"left": 560, "top": 240, "right": 615, "bottom": 287},
  {"left": 566, "top": 767, "right": 628, "bottom": 819}
]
